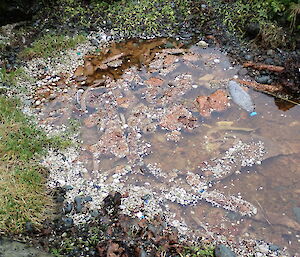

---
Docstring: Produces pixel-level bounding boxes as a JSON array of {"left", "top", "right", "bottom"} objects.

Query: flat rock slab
[{"left": 0, "top": 238, "right": 53, "bottom": 257}]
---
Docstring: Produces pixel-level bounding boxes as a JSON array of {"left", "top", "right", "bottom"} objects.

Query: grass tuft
[
  {"left": 0, "top": 96, "right": 68, "bottom": 233},
  {"left": 19, "top": 34, "right": 87, "bottom": 59}
]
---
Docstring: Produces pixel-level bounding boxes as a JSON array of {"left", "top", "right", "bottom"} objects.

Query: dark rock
[
  {"left": 215, "top": 244, "right": 236, "bottom": 257},
  {"left": 63, "top": 203, "right": 73, "bottom": 214},
  {"left": 62, "top": 217, "right": 74, "bottom": 228},
  {"left": 245, "top": 23, "right": 260, "bottom": 39},
  {"left": 84, "top": 196, "right": 93, "bottom": 202},
  {"left": 264, "top": 58, "right": 273, "bottom": 65},
  {"left": 74, "top": 196, "right": 83, "bottom": 205},
  {"left": 25, "top": 221, "right": 34, "bottom": 233},
  {"left": 63, "top": 185, "right": 73, "bottom": 191},
  {"left": 74, "top": 196, "right": 84, "bottom": 213},
  {"left": 90, "top": 39, "right": 100, "bottom": 47},
  {"left": 90, "top": 210, "right": 99, "bottom": 217},
  {"left": 244, "top": 54, "right": 253, "bottom": 61},
  {"left": 269, "top": 244, "right": 280, "bottom": 251},
  {"left": 255, "top": 75, "right": 272, "bottom": 84},
  {"left": 293, "top": 207, "right": 300, "bottom": 223},
  {"left": 55, "top": 195, "right": 65, "bottom": 203}
]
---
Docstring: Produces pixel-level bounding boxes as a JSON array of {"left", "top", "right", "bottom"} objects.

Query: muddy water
[{"left": 39, "top": 39, "right": 300, "bottom": 254}]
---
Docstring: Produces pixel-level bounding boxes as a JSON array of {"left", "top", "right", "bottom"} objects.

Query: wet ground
[{"left": 36, "top": 39, "right": 300, "bottom": 255}]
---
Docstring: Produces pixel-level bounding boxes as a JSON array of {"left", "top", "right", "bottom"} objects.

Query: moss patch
[
  {"left": 19, "top": 34, "right": 87, "bottom": 59},
  {"left": 106, "top": 0, "right": 190, "bottom": 37}
]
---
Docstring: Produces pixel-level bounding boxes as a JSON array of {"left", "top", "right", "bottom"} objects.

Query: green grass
[
  {"left": 209, "top": 0, "right": 298, "bottom": 48},
  {"left": 0, "top": 67, "right": 25, "bottom": 87},
  {"left": 106, "top": 0, "right": 189, "bottom": 37},
  {"left": 19, "top": 34, "right": 87, "bottom": 59},
  {"left": 181, "top": 245, "right": 215, "bottom": 257},
  {"left": 0, "top": 96, "right": 69, "bottom": 233}
]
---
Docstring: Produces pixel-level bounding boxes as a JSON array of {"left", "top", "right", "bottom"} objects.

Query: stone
[
  {"left": 269, "top": 244, "right": 280, "bottom": 251},
  {"left": 25, "top": 221, "right": 34, "bottom": 233},
  {"left": 245, "top": 23, "right": 260, "bottom": 39},
  {"left": 90, "top": 210, "right": 100, "bottom": 217},
  {"left": 215, "top": 244, "right": 236, "bottom": 257},
  {"left": 63, "top": 203, "right": 73, "bottom": 214},
  {"left": 267, "top": 49, "right": 275, "bottom": 56},
  {"left": 90, "top": 38, "right": 100, "bottom": 47},
  {"left": 62, "top": 217, "right": 74, "bottom": 228},
  {"left": 197, "top": 40, "right": 209, "bottom": 48},
  {"left": 0, "top": 238, "right": 53, "bottom": 257},
  {"left": 264, "top": 58, "right": 273, "bottom": 65},
  {"left": 84, "top": 196, "right": 93, "bottom": 202},
  {"left": 255, "top": 75, "right": 272, "bottom": 84},
  {"left": 74, "top": 196, "right": 84, "bottom": 213},
  {"left": 244, "top": 54, "right": 253, "bottom": 61},
  {"left": 293, "top": 206, "right": 300, "bottom": 223}
]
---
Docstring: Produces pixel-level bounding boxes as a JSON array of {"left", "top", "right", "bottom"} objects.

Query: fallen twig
[
  {"left": 243, "top": 62, "right": 285, "bottom": 72},
  {"left": 235, "top": 79, "right": 283, "bottom": 93}
]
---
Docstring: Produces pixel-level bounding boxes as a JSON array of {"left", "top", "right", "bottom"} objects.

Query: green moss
[
  {"left": 0, "top": 96, "right": 69, "bottom": 233},
  {"left": 0, "top": 67, "right": 25, "bottom": 87},
  {"left": 106, "top": 0, "right": 190, "bottom": 37},
  {"left": 181, "top": 245, "right": 215, "bottom": 257},
  {"left": 208, "top": 0, "right": 296, "bottom": 48},
  {"left": 20, "top": 34, "right": 87, "bottom": 59}
]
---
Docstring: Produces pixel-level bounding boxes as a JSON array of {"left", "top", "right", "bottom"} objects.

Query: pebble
[
  {"left": 74, "top": 196, "right": 84, "bottom": 213},
  {"left": 214, "top": 58, "right": 220, "bottom": 64},
  {"left": 84, "top": 196, "right": 93, "bottom": 202},
  {"left": 197, "top": 40, "right": 208, "bottom": 48},
  {"left": 215, "top": 244, "right": 236, "bottom": 257},
  {"left": 90, "top": 210, "right": 99, "bottom": 217},
  {"left": 62, "top": 217, "right": 74, "bottom": 228},
  {"left": 264, "top": 58, "right": 273, "bottom": 65},
  {"left": 269, "top": 244, "right": 280, "bottom": 251},
  {"left": 244, "top": 54, "right": 253, "bottom": 61},
  {"left": 257, "top": 244, "right": 269, "bottom": 254},
  {"left": 63, "top": 203, "right": 73, "bottom": 214},
  {"left": 255, "top": 75, "right": 272, "bottom": 84},
  {"left": 25, "top": 221, "right": 34, "bottom": 233},
  {"left": 267, "top": 49, "right": 275, "bottom": 56}
]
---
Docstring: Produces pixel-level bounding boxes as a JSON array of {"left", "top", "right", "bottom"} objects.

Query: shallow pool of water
[{"left": 38, "top": 38, "right": 300, "bottom": 255}]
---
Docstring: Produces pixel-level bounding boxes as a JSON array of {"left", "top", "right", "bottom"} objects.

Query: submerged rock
[
  {"left": 215, "top": 244, "right": 236, "bottom": 257},
  {"left": 0, "top": 238, "right": 52, "bottom": 257}
]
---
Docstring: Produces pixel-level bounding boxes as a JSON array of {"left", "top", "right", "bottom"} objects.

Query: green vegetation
[
  {"left": 20, "top": 34, "right": 87, "bottom": 59},
  {"left": 0, "top": 67, "right": 25, "bottom": 87},
  {"left": 181, "top": 245, "right": 215, "bottom": 257},
  {"left": 43, "top": 0, "right": 191, "bottom": 37},
  {"left": 0, "top": 96, "right": 68, "bottom": 233},
  {"left": 210, "top": 0, "right": 299, "bottom": 48},
  {"left": 106, "top": 0, "right": 189, "bottom": 37}
]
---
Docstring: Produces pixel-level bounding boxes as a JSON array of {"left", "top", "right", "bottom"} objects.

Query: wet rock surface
[{"left": 0, "top": 238, "right": 52, "bottom": 257}]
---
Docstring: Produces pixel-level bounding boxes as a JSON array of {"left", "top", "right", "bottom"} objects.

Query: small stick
[
  {"left": 243, "top": 62, "right": 285, "bottom": 72},
  {"left": 235, "top": 79, "right": 283, "bottom": 93}
]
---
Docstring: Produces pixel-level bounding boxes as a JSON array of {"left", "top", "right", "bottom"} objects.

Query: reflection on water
[{"left": 38, "top": 39, "right": 300, "bottom": 254}]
